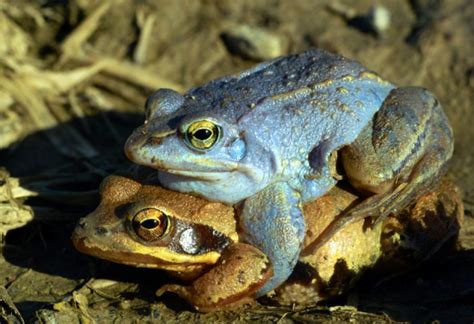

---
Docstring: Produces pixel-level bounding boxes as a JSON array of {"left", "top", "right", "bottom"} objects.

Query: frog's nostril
[
  {"left": 145, "top": 136, "right": 163, "bottom": 146},
  {"left": 95, "top": 226, "right": 109, "bottom": 236},
  {"left": 77, "top": 218, "right": 87, "bottom": 228}
]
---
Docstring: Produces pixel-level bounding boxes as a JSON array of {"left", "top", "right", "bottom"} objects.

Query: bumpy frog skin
[
  {"left": 72, "top": 175, "right": 463, "bottom": 312},
  {"left": 125, "top": 49, "right": 454, "bottom": 294},
  {"left": 274, "top": 178, "right": 463, "bottom": 306},
  {"left": 72, "top": 175, "right": 272, "bottom": 311}
]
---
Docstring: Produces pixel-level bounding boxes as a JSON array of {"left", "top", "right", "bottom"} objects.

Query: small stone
[
  {"left": 367, "top": 5, "right": 391, "bottom": 35},
  {"left": 119, "top": 300, "right": 132, "bottom": 310},
  {"left": 88, "top": 279, "right": 119, "bottom": 290},
  {"left": 344, "top": 4, "right": 391, "bottom": 36},
  {"left": 221, "top": 25, "right": 285, "bottom": 61}
]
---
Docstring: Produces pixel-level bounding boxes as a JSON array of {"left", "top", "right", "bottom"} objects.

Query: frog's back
[
  {"left": 187, "top": 49, "right": 396, "bottom": 200},
  {"left": 187, "top": 49, "right": 390, "bottom": 121}
]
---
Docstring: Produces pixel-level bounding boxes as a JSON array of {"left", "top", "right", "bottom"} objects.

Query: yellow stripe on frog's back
[{"left": 268, "top": 72, "right": 390, "bottom": 103}]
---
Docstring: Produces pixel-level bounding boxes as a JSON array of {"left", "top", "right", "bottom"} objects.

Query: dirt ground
[{"left": 0, "top": 0, "right": 473, "bottom": 322}]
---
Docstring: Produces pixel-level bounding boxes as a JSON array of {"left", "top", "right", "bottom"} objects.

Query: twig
[
  {"left": 3, "top": 57, "right": 108, "bottom": 95},
  {"left": 133, "top": 11, "right": 157, "bottom": 64},
  {"left": 80, "top": 56, "right": 184, "bottom": 92},
  {"left": 326, "top": 1, "right": 357, "bottom": 20},
  {"left": 0, "top": 75, "right": 99, "bottom": 158},
  {"left": 60, "top": 2, "right": 112, "bottom": 64}
]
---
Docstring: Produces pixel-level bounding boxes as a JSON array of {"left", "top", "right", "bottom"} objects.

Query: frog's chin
[{"left": 158, "top": 170, "right": 266, "bottom": 204}]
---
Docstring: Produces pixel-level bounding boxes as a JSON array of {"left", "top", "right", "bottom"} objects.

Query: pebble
[
  {"left": 367, "top": 5, "right": 391, "bottom": 35},
  {"left": 221, "top": 24, "right": 285, "bottom": 61}
]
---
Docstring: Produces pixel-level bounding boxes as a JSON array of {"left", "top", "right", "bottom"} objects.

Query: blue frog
[{"left": 125, "top": 49, "right": 453, "bottom": 295}]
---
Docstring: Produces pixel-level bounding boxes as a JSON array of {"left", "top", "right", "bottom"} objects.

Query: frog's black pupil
[
  {"left": 141, "top": 218, "right": 159, "bottom": 229},
  {"left": 194, "top": 128, "right": 212, "bottom": 140}
]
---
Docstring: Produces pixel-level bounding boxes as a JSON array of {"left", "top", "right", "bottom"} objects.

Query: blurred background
[{"left": 0, "top": 0, "right": 472, "bottom": 322}]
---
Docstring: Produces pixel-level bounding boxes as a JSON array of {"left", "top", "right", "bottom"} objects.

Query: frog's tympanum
[
  {"left": 124, "top": 49, "right": 454, "bottom": 294},
  {"left": 72, "top": 175, "right": 463, "bottom": 312}
]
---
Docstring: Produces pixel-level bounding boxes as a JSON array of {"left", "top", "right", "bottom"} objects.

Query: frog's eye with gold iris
[
  {"left": 184, "top": 120, "right": 221, "bottom": 151},
  {"left": 132, "top": 208, "right": 170, "bottom": 241}
]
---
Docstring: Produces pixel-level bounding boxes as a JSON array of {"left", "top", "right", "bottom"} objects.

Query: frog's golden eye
[
  {"left": 184, "top": 120, "right": 221, "bottom": 150},
  {"left": 132, "top": 208, "right": 170, "bottom": 241}
]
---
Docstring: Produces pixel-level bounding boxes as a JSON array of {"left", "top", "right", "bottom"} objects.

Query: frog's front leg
[
  {"left": 305, "top": 87, "right": 453, "bottom": 253},
  {"left": 156, "top": 243, "right": 272, "bottom": 312},
  {"left": 239, "top": 182, "right": 306, "bottom": 296}
]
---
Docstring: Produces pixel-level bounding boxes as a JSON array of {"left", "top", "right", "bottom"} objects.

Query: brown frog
[{"left": 72, "top": 176, "right": 463, "bottom": 312}]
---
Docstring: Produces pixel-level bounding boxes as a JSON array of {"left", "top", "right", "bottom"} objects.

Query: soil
[{"left": 0, "top": 0, "right": 473, "bottom": 322}]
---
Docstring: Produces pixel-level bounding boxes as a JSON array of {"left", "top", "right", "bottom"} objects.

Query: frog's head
[
  {"left": 72, "top": 175, "right": 237, "bottom": 278},
  {"left": 125, "top": 89, "right": 274, "bottom": 204}
]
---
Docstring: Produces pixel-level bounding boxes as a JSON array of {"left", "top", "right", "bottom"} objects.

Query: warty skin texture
[
  {"left": 125, "top": 49, "right": 453, "bottom": 295},
  {"left": 125, "top": 49, "right": 394, "bottom": 204},
  {"left": 72, "top": 176, "right": 463, "bottom": 311}
]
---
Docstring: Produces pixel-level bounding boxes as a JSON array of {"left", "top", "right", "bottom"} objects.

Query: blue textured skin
[{"left": 125, "top": 49, "right": 395, "bottom": 294}]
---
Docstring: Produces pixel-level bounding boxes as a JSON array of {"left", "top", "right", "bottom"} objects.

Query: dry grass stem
[{"left": 60, "top": 1, "right": 112, "bottom": 64}]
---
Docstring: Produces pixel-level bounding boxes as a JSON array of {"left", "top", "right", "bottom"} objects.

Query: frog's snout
[
  {"left": 73, "top": 217, "right": 87, "bottom": 235},
  {"left": 144, "top": 136, "right": 164, "bottom": 146},
  {"left": 73, "top": 216, "right": 109, "bottom": 235},
  {"left": 94, "top": 225, "right": 110, "bottom": 237},
  {"left": 71, "top": 218, "right": 88, "bottom": 249},
  {"left": 72, "top": 217, "right": 113, "bottom": 252},
  {"left": 124, "top": 127, "right": 178, "bottom": 169},
  {"left": 124, "top": 131, "right": 147, "bottom": 164}
]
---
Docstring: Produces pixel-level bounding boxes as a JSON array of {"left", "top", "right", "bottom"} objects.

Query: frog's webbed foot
[
  {"left": 304, "top": 87, "right": 453, "bottom": 255},
  {"left": 156, "top": 243, "right": 271, "bottom": 313},
  {"left": 239, "top": 182, "right": 305, "bottom": 296}
]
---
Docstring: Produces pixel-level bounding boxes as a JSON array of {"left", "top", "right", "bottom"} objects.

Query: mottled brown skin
[
  {"left": 72, "top": 175, "right": 271, "bottom": 310},
  {"left": 156, "top": 243, "right": 272, "bottom": 312},
  {"left": 73, "top": 176, "right": 236, "bottom": 276},
  {"left": 72, "top": 176, "right": 462, "bottom": 312}
]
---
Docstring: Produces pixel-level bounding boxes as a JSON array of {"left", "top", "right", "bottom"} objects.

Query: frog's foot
[
  {"left": 282, "top": 179, "right": 462, "bottom": 305},
  {"left": 381, "top": 177, "right": 464, "bottom": 267},
  {"left": 156, "top": 243, "right": 272, "bottom": 313},
  {"left": 239, "top": 182, "right": 305, "bottom": 296},
  {"left": 305, "top": 87, "right": 453, "bottom": 254}
]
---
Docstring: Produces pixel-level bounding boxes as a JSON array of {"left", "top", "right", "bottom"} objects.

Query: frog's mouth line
[
  {"left": 165, "top": 168, "right": 234, "bottom": 181},
  {"left": 163, "top": 162, "right": 265, "bottom": 183},
  {"left": 72, "top": 236, "right": 220, "bottom": 270}
]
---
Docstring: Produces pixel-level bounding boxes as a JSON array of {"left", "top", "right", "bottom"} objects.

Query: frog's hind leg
[
  {"left": 156, "top": 243, "right": 272, "bottom": 312},
  {"left": 304, "top": 87, "right": 454, "bottom": 254},
  {"left": 239, "top": 182, "right": 306, "bottom": 296}
]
